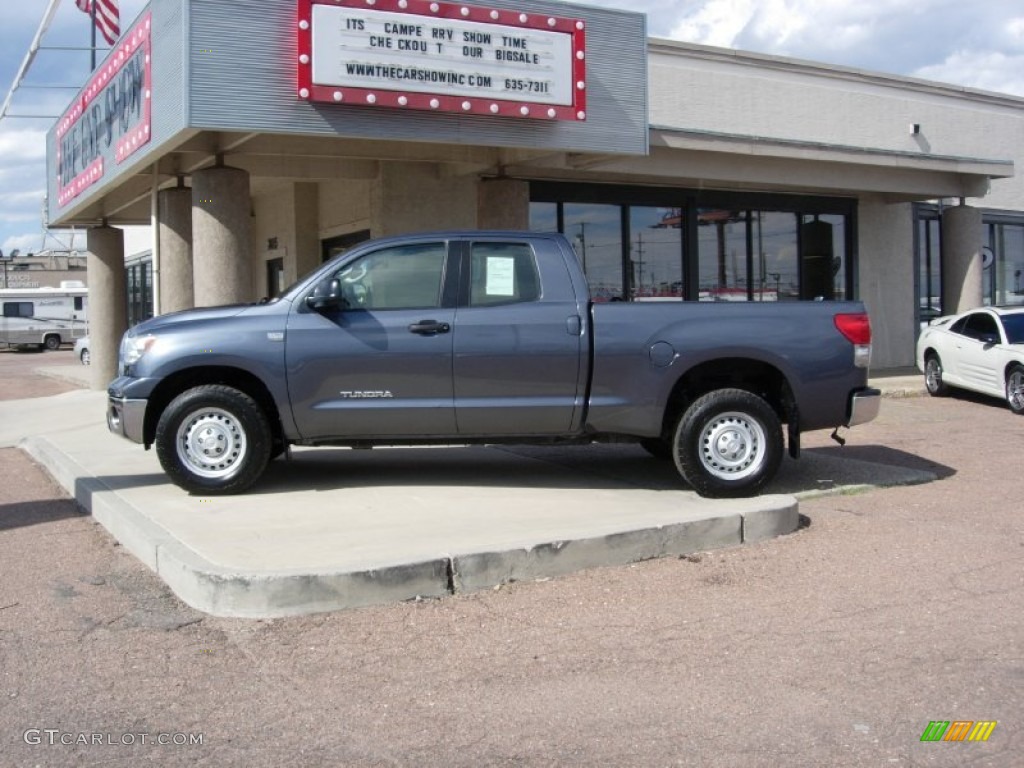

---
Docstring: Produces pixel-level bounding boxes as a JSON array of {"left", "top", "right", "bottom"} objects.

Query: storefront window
[
  {"left": 799, "top": 213, "right": 846, "bottom": 301},
  {"left": 629, "top": 207, "right": 683, "bottom": 300},
  {"left": 531, "top": 184, "right": 854, "bottom": 304},
  {"left": 697, "top": 209, "right": 747, "bottom": 301},
  {"left": 917, "top": 212, "right": 942, "bottom": 323},
  {"left": 987, "top": 222, "right": 1024, "bottom": 306},
  {"left": 755, "top": 212, "right": 798, "bottom": 301},
  {"left": 529, "top": 202, "right": 558, "bottom": 233},
  {"left": 563, "top": 203, "right": 624, "bottom": 301}
]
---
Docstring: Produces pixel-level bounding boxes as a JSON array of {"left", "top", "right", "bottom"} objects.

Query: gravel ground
[{"left": 0, "top": 350, "right": 1020, "bottom": 767}]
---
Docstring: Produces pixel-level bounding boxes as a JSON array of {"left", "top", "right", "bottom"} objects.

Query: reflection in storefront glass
[
  {"left": 988, "top": 223, "right": 1024, "bottom": 306},
  {"left": 798, "top": 213, "right": 846, "bottom": 301},
  {"left": 629, "top": 207, "right": 683, "bottom": 300},
  {"left": 563, "top": 203, "right": 623, "bottom": 301},
  {"left": 697, "top": 209, "right": 747, "bottom": 301},
  {"left": 529, "top": 202, "right": 558, "bottom": 233},
  {"left": 755, "top": 212, "right": 797, "bottom": 301},
  {"left": 919, "top": 216, "right": 941, "bottom": 322}
]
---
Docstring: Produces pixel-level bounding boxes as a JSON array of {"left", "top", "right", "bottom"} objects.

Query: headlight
[{"left": 122, "top": 334, "right": 158, "bottom": 366}]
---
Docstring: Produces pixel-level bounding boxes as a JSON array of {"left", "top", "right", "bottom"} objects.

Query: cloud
[
  {"left": 0, "top": 128, "right": 48, "bottom": 162},
  {"left": 1, "top": 232, "right": 48, "bottom": 255},
  {"left": 914, "top": 50, "right": 1024, "bottom": 97},
  {"left": 661, "top": 0, "right": 1024, "bottom": 96}
]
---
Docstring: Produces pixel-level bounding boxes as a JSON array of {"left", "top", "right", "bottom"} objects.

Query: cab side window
[
  {"left": 469, "top": 242, "right": 541, "bottom": 307},
  {"left": 962, "top": 313, "right": 999, "bottom": 341},
  {"left": 332, "top": 243, "right": 446, "bottom": 310}
]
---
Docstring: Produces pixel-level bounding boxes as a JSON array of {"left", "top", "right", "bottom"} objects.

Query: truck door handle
[{"left": 408, "top": 320, "right": 451, "bottom": 335}]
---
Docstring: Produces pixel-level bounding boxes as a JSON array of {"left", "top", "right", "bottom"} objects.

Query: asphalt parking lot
[{"left": 0, "top": 348, "right": 1020, "bottom": 767}]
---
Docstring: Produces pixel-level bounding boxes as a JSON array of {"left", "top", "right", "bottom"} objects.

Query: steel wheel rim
[
  {"left": 175, "top": 407, "right": 248, "bottom": 479},
  {"left": 925, "top": 358, "right": 942, "bottom": 392},
  {"left": 697, "top": 411, "right": 766, "bottom": 481},
  {"left": 1008, "top": 371, "right": 1024, "bottom": 411}
]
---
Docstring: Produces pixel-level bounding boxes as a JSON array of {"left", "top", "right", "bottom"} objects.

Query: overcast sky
[{"left": 1, "top": 0, "right": 1023, "bottom": 257}]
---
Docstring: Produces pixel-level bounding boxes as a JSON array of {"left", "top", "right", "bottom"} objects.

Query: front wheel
[
  {"left": 673, "top": 389, "right": 783, "bottom": 498},
  {"left": 1007, "top": 365, "right": 1024, "bottom": 415},
  {"left": 924, "top": 354, "right": 948, "bottom": 396},
  {"left": 155, "top": 385, "right": 272, "bottom": 494},
  {"left": 43, "top": 334, "right": 61, "bottom": 351}
]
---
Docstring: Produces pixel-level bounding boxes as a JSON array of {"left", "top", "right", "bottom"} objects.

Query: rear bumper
[{"left": 845, "top": 387, "right": 881, "bottom": 428}]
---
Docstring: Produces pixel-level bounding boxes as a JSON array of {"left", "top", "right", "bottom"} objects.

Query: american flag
[{"left": 75, "top": 0, "right": 120, "bottom": 46}]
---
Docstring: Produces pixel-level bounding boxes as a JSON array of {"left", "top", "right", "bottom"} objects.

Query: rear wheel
[
  {"left": 1007, "top": 365, "right": 1024, "bottom": 415},
  {"left": 43, "top": 334, "right": 61, "bottom": 351},
  {"left": 924, "top": 353, "right": 949, "bottom": 396},
  {"left": 155, "top": 385, "right": 272, "bottom": 494},
  {"left": 673, "top": 388, "right": 783, "bottom": 498}
]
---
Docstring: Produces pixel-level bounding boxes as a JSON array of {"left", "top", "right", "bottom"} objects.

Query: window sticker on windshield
[{"left": 486, "top": 256, "right": 516, "bottom": 296}]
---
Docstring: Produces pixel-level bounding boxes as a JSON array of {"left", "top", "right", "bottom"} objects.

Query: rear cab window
[{"left": 468, "top": 242, "right": 541, "bottom": 307}]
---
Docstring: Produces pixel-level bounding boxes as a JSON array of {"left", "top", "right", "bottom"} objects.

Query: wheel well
[
  {"left": 660, "top": 358, "right": 795, "bottom": 439},
  {"left": 142, "top": 366, "right": 284, "bottom": 448}
]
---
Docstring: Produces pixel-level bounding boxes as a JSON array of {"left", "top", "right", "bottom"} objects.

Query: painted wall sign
[
  {"left": 55, "top": 13, "right": 152, "bottom": 208},
  {"left": 297, "top": 0, "right": 586, "bottom": 120}
]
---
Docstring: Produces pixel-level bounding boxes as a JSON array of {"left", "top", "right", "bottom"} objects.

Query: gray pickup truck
[{"left": 107, "top": 231, "right": 879, "bottom": 498}]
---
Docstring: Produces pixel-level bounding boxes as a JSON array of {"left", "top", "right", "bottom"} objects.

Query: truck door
[
  {"left": 285, "top": 240, "right": 458, "bottom": 439},
  {"left": 452, "top": 238, "right": 585, "bottom": 435}
]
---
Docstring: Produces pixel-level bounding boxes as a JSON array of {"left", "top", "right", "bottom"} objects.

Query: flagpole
[{"left": 90, "top": 2, "right": 97, "bottom": 70}]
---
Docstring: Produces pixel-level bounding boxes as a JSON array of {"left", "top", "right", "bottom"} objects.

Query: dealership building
[{"left": 45, "top": 0, "right": 1024, "bottom": 388}]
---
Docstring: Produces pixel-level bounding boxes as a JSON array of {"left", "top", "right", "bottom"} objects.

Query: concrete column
[
  {"left": 856, "top": 198, "right": 915, "bottom": 369},
  {"left": 158, "top": 184, "right": 194, "bottom": 313},
  {"left": 87, "top": 226, "right": 127, "bottom": 391},
  {"left": 941, "top": 203, "right": 983, "bottom": 314},
  {"left": 294, "top": 182, "right": 320, "bottom": 281},
  {"left": 192, "top": 165, "right": 253, "bottom": 306},
  {"left": 477, "top": 178, "right": 529, "bottom": 230}
]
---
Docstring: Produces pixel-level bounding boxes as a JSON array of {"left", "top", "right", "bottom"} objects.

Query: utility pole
[{"left": 633, "top": 231, "right": 645, "bottom": 298}]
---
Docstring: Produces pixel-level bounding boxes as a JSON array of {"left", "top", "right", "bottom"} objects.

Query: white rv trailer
[{"left": 0, "top": 282, "right": 88, "bottom": 350}]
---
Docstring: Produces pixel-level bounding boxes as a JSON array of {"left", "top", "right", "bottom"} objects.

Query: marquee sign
[
  {"left": 297, "top": 0, "right": 586, "bottom": 120},
  {"left": 55, "top": 13, "right": 152, "bottom": 208}
]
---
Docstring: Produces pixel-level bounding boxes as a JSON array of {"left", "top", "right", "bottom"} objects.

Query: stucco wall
[
  {"left": 251, "top": 182, "right": 296, "bottom": 298},
  {"left": 648, "top": 40, "right": 1023, "bottom": 207},
  {"left": 371, "top": 163, "right": 477, "bottom": 236},
  {"left": 318, "top": 178, "right": 373, "bottom": 241}
]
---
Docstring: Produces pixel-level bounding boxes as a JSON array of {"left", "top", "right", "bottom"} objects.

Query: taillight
[{"left": 834, "top": 312, "right": 872, "bottom": 368}]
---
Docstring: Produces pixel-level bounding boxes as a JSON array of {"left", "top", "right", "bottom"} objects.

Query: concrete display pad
[{"left": 11, "top": 388, "right": 934, "bottom": 618}]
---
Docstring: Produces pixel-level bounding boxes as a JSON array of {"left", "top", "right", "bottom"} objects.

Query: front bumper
[
  {"left": 107, "top": 396, "right": 147, "bottom": 444},
  {"left": 845, "top": 387, "right": 881, "bottom": 427}
]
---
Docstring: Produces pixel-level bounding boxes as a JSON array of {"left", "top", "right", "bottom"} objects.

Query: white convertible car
[{"left": 916, "top": 306, "right": 1024, "bottom": 414}]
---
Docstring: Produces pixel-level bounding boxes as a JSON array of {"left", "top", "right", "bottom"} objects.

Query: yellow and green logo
[{"left": 920, "top": 721, "right": 997, "bottom": 742}]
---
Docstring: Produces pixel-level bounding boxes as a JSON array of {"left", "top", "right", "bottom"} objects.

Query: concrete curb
[{"left": 21, "top": 434, "right": 800, "bottom": 618}]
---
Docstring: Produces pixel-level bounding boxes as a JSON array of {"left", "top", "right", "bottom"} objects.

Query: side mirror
[{"left": 305, "top": 278, "right": 344, "bottom": 311}]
